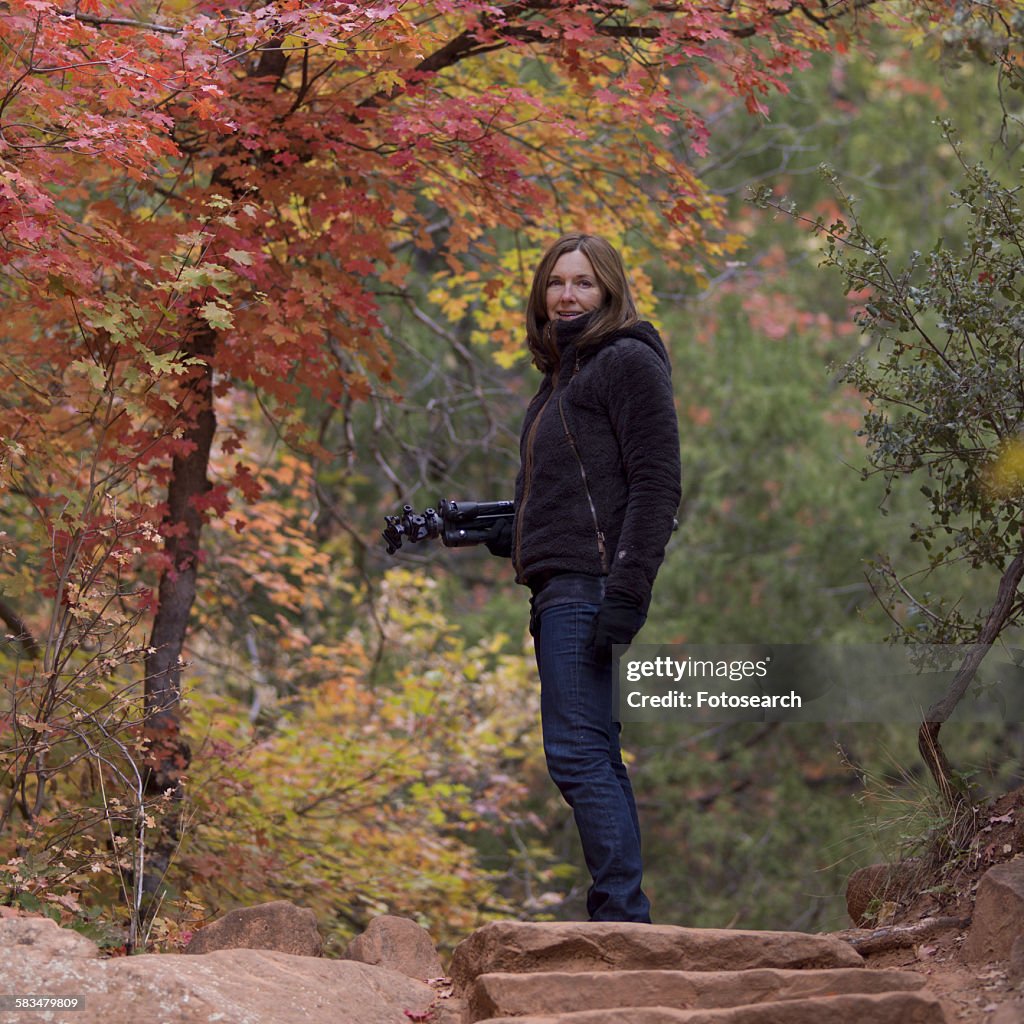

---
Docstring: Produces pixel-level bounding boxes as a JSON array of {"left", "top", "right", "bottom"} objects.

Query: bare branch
[{"left": 56, "top": 10, "right": 180, "bottom": 34}]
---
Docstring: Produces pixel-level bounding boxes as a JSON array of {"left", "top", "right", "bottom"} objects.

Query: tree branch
[
  {"left": 56, "top": 10, "right": 180, "bottom": 34},
  {"left": 918, "top": 551, "right": 1024, "bottom": 808}
]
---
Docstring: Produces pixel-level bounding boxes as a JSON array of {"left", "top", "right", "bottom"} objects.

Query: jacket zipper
[
  {"left": 513, "top": 363, "right": 560, "bottom": 576},
  {"left": 557, "top": 390, "right": 609, "bottom": 575}
]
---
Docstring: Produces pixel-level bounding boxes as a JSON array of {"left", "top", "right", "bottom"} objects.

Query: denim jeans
[{"left": 531, "top": 579, "right": 652, "bottom": 922}]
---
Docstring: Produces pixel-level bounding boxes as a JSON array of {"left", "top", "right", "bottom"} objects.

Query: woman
[{"left": 493, "top": 233, "right": 681, "bottom": 923}]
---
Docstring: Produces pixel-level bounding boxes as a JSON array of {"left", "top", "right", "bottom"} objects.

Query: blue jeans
[{"left": 532, "top": 593, "right": 652, "bottom": 923}]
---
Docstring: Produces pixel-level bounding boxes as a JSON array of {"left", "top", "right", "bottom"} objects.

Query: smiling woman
[
  {"left": 487, "top": 232, "right": 682, "bottom": 922},
  {"left": 546, "top": 250, "right": 605, "bottom": 321},
  {"left": 524, "top": 235, "right": 645, "bottom": 374}
]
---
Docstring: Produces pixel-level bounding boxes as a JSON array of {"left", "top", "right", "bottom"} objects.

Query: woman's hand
[
  {"left": 484, "top": 517, "right": 514, "bottom": 558},
  {"left": 588, "top": 594, "right": 646, "bottom": 658}
]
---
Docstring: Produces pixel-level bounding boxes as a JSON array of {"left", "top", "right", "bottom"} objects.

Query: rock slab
[
  {"left": 961, "top": 858, "right": 1024, "bottom": 962},
  {"left": 448, "top": 921, "right": 864, "bottom": 993},
  {"left": 185, "top": 899, "right": 322, "bottom": 957},
  {"left": 0, "top": 917, "right": 100, "bottom": 959},
  {"left": 343, "top": 913, "right": 444, "bottom": 980},
  {"left": 1, "top": 946, "right": 436, "bottom": 1024},
  {"left": 0, "top": 915, "right": 950, "bottom": 1024},
  {"left": 480, "top": 991, "right": 947, "bottom": 1024},
  {"left": 467, "top": 967, "right": 926, "bottom": 1021}
]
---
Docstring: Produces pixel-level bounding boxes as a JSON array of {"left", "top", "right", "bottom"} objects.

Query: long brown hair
[{"left": 526, "top": 233, "right": 639, "bottom": 372}]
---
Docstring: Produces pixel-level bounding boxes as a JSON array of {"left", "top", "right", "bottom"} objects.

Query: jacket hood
[{"left": 612, "top": 319, "right": 672, "bottom": 372}]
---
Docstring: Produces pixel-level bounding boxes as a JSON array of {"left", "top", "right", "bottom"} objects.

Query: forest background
[{"left": 2, "top": 0, "right": 1024, "bottom": 955}]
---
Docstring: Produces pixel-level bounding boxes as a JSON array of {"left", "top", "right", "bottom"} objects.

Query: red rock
[
  {"left": 448, "top": 921, "right": 863, "bottom": 993},
  {"left": 467, "top": 967, "right": 926, "bottom": 1021},
  {"left": 184, "top": 899, "right": 322, "bottom": 957},
  {"left": 962, "top": 859, "right": 1024, "bottom": 962},
  {"left": 1, "top": 946, "right": 436, "bottom": 1024},
  {"left": 480, "top": 991, "right": 947, "bottom": 1023},
  {"left": 845, "top": 861, "right": 920, "bottom": 926},
  {"left": 343, "top": 914, "right": 443, "bottom": 980},
  {"left": 0, "top": 917, "right": 100, "bottom": 958}
]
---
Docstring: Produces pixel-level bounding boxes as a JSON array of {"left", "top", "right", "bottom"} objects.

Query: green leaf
[
  {"left": 69, "top": 359, "right": 108, "bottom": 392},
  {"left": 199, "top": 301, "right": 235, "bottom": 331}
]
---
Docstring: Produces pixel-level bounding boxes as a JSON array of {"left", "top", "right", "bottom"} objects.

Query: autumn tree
[{"left": 1, "top": 0, "right": 881, "bottom": 921}]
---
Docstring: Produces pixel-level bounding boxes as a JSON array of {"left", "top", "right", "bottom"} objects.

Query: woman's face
[{"left": 545, "top": 249, "right": 605, "bottom": 323}]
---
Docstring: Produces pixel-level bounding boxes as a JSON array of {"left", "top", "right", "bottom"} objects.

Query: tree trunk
[
  {"left": 140, "top": 326, "right": 216, "bottom": 898},
  {"left": 918, "top": 551, "right": 1024, "bottom": 813},
  {"left": 135, "top": 33, "right": 290, "bottom": 918}
]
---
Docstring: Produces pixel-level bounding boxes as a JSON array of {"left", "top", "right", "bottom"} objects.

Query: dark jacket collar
[{"left": 550, "top": 312, "right": 672, "bottom": 374}]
